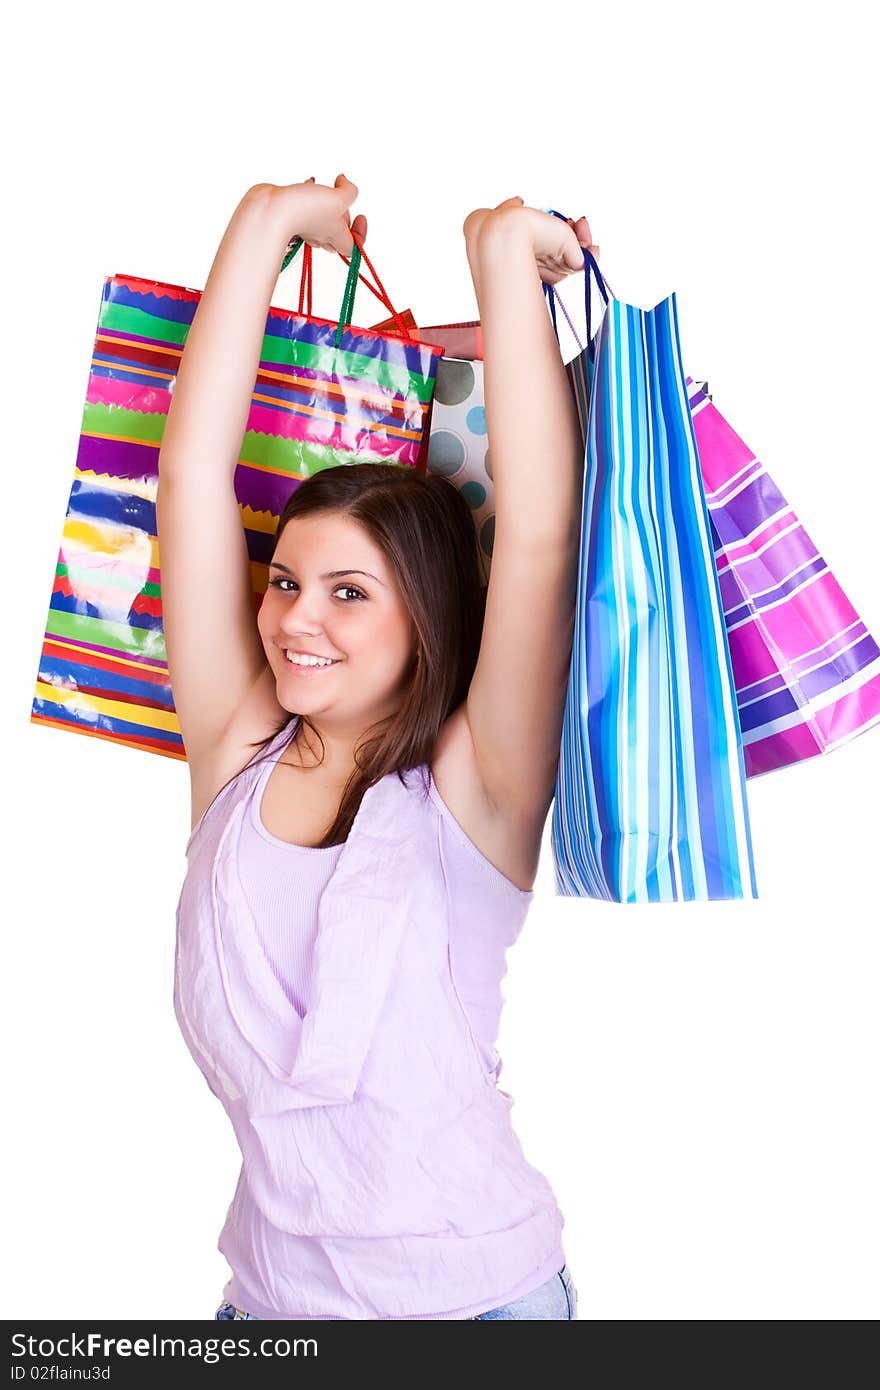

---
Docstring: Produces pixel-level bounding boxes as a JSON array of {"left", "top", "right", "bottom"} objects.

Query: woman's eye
[{"left": 268, "top": 577, "right": 365, "bottom": 601}]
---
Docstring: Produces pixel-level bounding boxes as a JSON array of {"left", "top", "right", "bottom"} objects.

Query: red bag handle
[{"left": 284, "top": 230, "right": 414, "bottom": 341}]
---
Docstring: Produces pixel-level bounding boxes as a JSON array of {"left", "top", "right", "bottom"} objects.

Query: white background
[{"left": 4, "top": 0, "right": 878, "bottom": 1321}]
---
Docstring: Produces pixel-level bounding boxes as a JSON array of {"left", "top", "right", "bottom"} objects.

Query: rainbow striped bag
[
  {"left": 544, "top": 242, "right": 758, "bottom": 903},
  {"left": 30, "top": 235, "right": 443, "bottom": 760}
]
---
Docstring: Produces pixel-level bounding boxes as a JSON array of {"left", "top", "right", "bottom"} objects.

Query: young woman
[{"left": 158, "top": 174, "right": 597, "bottom": 1321}]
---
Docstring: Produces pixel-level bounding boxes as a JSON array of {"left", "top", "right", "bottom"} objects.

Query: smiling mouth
[{"left": 283, "top": 650, "right": 341, "bottom": 671}]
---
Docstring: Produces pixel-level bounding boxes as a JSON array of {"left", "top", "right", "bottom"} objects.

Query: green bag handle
[
  {"left": 280, "top": 233, "right": 411, "bottom": 349},
  {"left": 280, "top": 235, "right": 305, "bottom": 275}
]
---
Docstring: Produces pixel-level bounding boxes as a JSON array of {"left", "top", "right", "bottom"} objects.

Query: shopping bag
[
  {"left": 423, "top": 355, "right": 494, "bottom": 584},
  {"left": 684, "top": 379, "right": 880, "bottom": 777},
  {"left": 543, "top": 234, "right": 758, "bottom": 903},
  {"left": 416, "top": 321, "right": 483, "bottom": 361},
  {"left": 31, "top": 234, "right": 444, "bottom": 760},
  {"left": 386, "top": 322, "right": 490, "bottom": 583},
  {"left": 372, "top": 326, "right": 493, "bottom": 582},
  {"left": 436, "top": 289, "right": 880, "bottom": 782}
]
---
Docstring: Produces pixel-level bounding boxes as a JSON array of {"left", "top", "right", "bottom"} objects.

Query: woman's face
[{"left": 257, "top": 512, "right": 416, "bottom": 729}]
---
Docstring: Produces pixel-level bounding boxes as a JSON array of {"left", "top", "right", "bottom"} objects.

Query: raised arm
[
  {"left": 460, "top": 199, "right": 597, "bottom": 833},
  {"left": 155, "top": 176, "right": 364, "bottom": 766}
]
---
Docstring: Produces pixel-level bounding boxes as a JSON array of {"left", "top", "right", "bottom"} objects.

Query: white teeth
[{"left": 285, "top": 650, "right": 336, "bottom": 667}]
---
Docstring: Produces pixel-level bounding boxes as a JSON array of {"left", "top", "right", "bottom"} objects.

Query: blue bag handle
[{"left": 540, "top": 207, "right": 613, "bottom": 353}]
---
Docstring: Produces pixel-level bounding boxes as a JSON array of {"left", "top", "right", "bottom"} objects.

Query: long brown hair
[{"left": 219, "top": 461, "right": 487, "bottom": 847}]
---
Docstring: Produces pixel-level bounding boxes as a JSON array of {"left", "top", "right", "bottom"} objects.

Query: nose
[{"left": 278, "top": 585, "right": 328, "bottom": 638}]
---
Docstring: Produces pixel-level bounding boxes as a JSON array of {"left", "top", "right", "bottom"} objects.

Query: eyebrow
[{"left": 268, "top": 561, "right": 385, "bottom": 586}]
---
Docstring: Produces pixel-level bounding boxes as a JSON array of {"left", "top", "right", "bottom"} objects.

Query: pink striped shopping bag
[{"left": 685, "top": 379, "right": 880, "bottom": 777}]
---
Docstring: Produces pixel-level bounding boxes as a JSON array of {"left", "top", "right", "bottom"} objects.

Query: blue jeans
[{"left": 215, "top": 1263, "right": 578, "bottom": 1321}]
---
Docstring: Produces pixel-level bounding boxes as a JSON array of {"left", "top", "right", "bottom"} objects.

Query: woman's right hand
[{"left": 251, "top": 174, "right": 367, "bottom": 256}]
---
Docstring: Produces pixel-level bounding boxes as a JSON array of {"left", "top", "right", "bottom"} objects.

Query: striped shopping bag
[
  {"left": 415, "top": 304, "right": 880, "bottom": 782},
  {"left": 543, "top": 239, "right": 758, "bottom": 903},
  {"left": 685, "top": 379, "right": 880, "bottom": 777},
  {"left": 30, "top": 234, "right": 443, "bottom": 760}
]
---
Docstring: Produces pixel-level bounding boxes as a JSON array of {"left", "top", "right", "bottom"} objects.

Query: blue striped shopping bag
[{"left": 543, "top": 226, "right": 758, "bottom": 903}]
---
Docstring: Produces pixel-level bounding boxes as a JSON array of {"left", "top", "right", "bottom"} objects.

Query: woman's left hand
[{"left": 463, "top": 196, "right": 599, "bottom": 286}]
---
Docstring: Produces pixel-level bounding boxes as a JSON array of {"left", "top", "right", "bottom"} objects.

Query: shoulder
[{"left": 430, "top": 703, "right": 540, "bottom": 894}]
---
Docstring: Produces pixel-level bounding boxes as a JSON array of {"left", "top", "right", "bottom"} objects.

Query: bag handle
[
  {"left": 280, "top": 231, "right": 414, "bottom": 347},
  {"left": 540, "top": 207, "right": 614, "bottom": 353},
  {"left": 280, "top": 230, "right": 391, "bottom": 308}
]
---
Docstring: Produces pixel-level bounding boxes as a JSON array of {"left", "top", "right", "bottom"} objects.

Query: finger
[
  {"left": 563, "top": 238, "right": 587, "bottom": 272},
  {"left": 332, "top": 210, "right": 368, "bottom": 256},
  {"left": 463, "top": 208, "right": 491, "bottom": 241},
  {"left": 334, "top": 172, "right": 359, "bottom": 202},
  {"left": 571, "top": 214, "right": 593, "bottom": 245}
]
